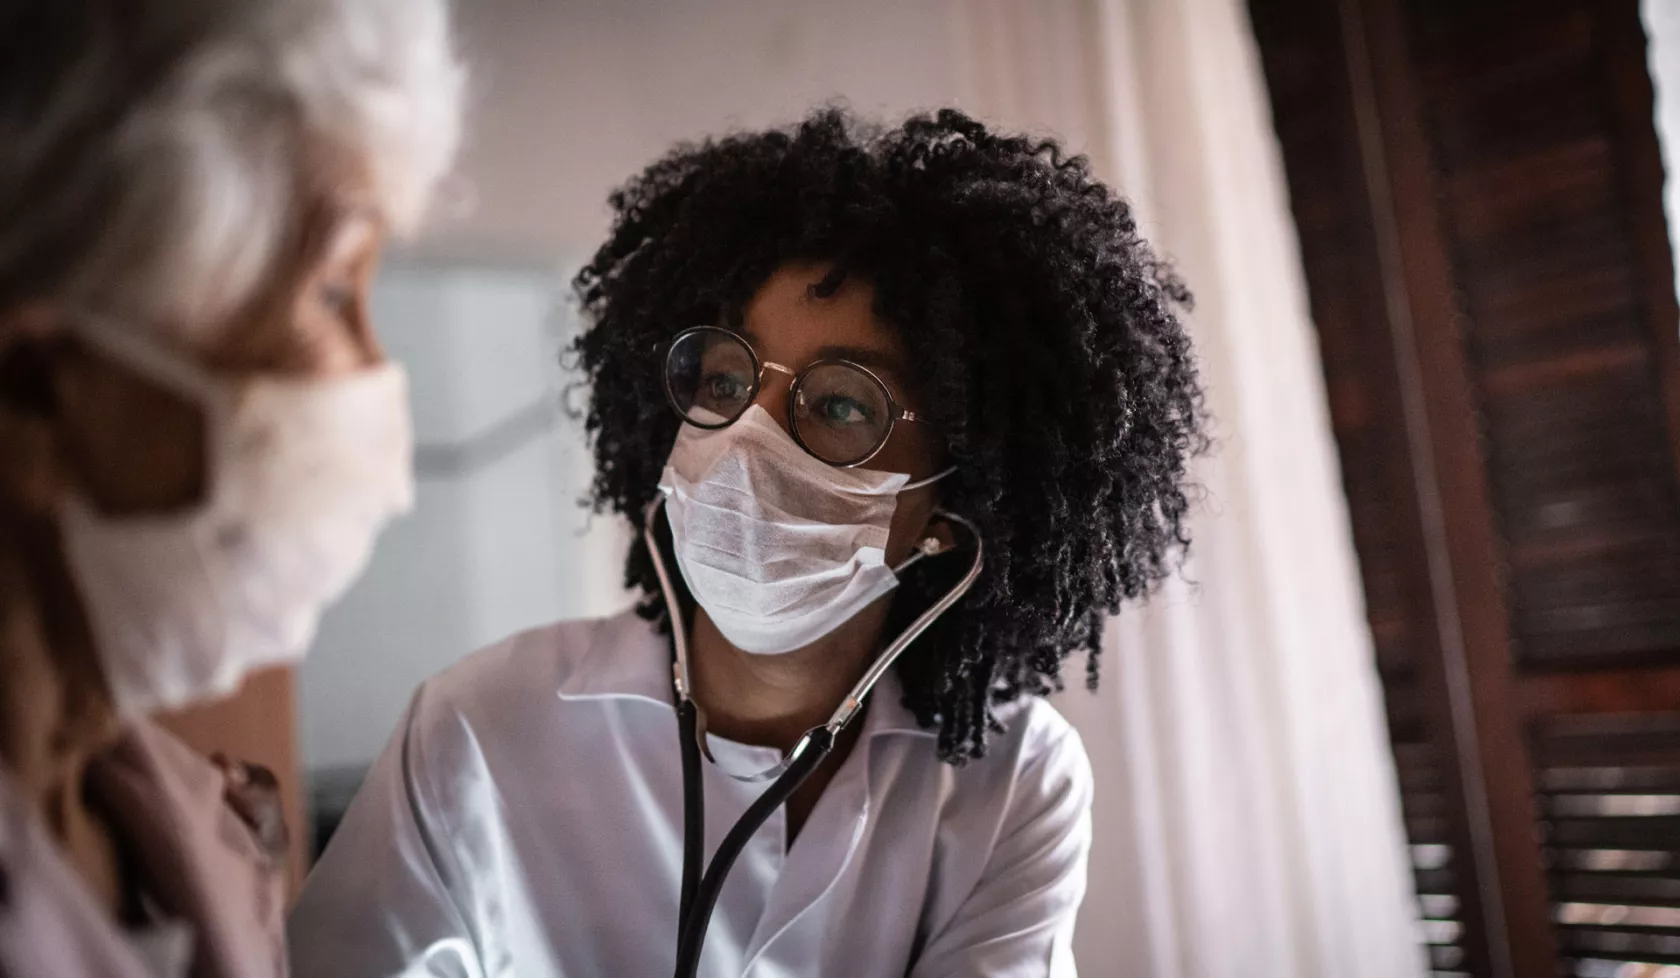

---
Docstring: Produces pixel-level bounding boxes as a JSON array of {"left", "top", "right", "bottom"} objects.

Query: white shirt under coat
[{"left": 288, "top": 609, "right": 1094, "bottom": 977}]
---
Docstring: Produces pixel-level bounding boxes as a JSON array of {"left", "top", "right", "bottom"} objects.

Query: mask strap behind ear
[
  {"left": 902, "top": 466, "right": 956, "bottom": 493},
  {"left": 69, "top": 317, "right": 219, "bottom": 405}
]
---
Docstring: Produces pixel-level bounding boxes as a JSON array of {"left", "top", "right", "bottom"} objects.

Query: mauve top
[{"left": 0, "top": 720, "right": 288, "bottom": 978}]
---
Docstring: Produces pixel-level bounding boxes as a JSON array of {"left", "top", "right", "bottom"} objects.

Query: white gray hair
[{"left": 0, "top": 0, "right": 465, "bottom": 335}]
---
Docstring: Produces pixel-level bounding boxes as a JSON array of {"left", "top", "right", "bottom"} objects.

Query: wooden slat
[
  {"left": 1558, "top": 926, "right": 1680, "bottom": 959},
  {"left": 1417, "top": 865, "right": 1460, "bottom": 895},
  {"left": 1550, "top": 871, "right": 1680, "bottom": 904},
  {"left": 1519, "top": 666, "right": 1680, "bottom": 718}
]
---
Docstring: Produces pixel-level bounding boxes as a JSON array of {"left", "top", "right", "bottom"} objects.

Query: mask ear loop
[
  {"left": 68, "top": 316, "right": 224, "bottom": 406},
  {"left": 643, "top": 496, "right": 984, "bottom": 783},
  {"left": 902, "top": 465, "right": 956, "bottom": 492}
]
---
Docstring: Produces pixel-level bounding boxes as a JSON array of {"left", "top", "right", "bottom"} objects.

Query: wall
[
  {"left": 430, "top": 0, "right": 993, "bottom": 258},
  {"left": 301, "top": 259, "right": 632, "bottom": 772}
]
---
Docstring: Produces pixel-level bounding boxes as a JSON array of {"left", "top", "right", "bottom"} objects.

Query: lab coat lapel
[
  {"left": 738, "top": 671, "right": 932, "bottom": 971},
  {"left": 695, "top": 737, "right": 786, "bottom": 974},
  {"left": 735, "top": 678, "right": 920, "bottom": 972},
  {"left": 738, "top": 748, "right": 870, "bottom": 975}
]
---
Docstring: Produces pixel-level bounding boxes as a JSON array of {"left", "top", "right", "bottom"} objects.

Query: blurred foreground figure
[{"left": 0, "top": 1, "right": 461, "bottom": 975}]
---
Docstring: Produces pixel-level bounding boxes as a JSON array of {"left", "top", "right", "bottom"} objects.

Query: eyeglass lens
[
  {"left": 666, "top": 329, "right": 894, "bottom": 465},
  {"left": 667, "top": 329, "right": 756, "bottom": 425}
]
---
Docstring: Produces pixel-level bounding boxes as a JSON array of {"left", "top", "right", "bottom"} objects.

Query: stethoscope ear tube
[{"left": 671, "top": 719, "right": 836, "bottom": 978}]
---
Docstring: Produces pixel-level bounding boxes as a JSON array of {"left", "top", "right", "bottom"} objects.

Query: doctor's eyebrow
[
  {"left": 811, "top": 344, "right": 906, "bottom": 376},
  {"left": 737, "top": 329, "right": 906, "bottom": 378}
]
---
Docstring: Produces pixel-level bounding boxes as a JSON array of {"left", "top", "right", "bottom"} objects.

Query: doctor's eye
[
  {"left": 809, "top": 394, "right": 876, "bottom": 427},
  {"left": 666, "top": 327, "right": 762, "bottom": 425},
  {"left": 700, "top": 371, "right": 751, "bottom": 408}
]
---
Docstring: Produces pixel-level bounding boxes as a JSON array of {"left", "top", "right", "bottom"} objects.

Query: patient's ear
[{"left": 0, "top": 303, "right": 72, "bottom": 514}]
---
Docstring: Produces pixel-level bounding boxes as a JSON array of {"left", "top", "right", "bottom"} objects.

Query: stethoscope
[{"left": 641, "top": 495, "right": 985, "bottom": 978}]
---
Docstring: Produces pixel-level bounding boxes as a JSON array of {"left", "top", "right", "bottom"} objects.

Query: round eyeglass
[{"left": 663, "top": 325, "right": 929, "bottom": 467}]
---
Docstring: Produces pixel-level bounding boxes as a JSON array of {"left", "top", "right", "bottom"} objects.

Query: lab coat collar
[{"left": 556, "top": 610, "right": 934, "bottom": 740}]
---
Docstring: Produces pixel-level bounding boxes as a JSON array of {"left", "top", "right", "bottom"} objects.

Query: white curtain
[
  {"left": 949, "top": 2, "right": 1429, "bottom": 976},
  {"left": 1643, "top": 0, "right": 1680, "bottom": 300}
]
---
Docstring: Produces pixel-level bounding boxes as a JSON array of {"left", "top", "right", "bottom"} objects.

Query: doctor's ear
[{"left": 917, "top": 520, "right": 960, "bottom": 557}]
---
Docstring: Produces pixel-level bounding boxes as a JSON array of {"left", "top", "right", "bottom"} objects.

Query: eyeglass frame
[{"left": 662, "top": 325, "right": 931, "bottom": 468}]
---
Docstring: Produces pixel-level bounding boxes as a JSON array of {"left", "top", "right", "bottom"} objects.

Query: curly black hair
[{"left": 572, "top": 107, "right": 1206, "bottom": 763}]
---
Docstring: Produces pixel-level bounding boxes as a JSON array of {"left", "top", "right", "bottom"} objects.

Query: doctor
[{"left": 289, "top": 108, "right": 1207, "bottom": 978}]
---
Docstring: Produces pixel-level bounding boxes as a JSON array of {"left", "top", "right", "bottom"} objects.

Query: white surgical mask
[
  {"left": 658, "top": 405, "right": 948, "bottom": 655},
  {"left": 58, "top": 319, "right": 414, "bottom": 716}
]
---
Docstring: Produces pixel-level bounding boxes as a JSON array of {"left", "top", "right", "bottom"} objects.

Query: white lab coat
[{"left": 288, "top": 609, "right": 1093, "bottom": 978}]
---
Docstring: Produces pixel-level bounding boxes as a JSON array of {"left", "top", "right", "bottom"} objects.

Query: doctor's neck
[{"left": 688, "top": 599, "right": 892, "bottom": 755}]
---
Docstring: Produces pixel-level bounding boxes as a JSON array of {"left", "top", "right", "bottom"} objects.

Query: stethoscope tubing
[
  {"left": 642, "top": 495, "right": 983, "bottom": 978},
  {"left": 676, "top": 698, "right": 704, "bottom": 929},
  {"left": 672, "top": 713, "right": 834, "bottom": 977}
]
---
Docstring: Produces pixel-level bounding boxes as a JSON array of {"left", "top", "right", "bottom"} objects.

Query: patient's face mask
[
  {"left": 59, "top": 320, "right": 414, "bottom": 715},
  {"left": 658, "top": 405, "right": 946, "bottom": 655}
]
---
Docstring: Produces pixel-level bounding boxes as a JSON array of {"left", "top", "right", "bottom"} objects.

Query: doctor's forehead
[{"left": 738, "top": 262, "right": 910, "bottom": 380}]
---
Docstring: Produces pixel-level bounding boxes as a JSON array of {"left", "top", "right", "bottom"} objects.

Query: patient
[{"left": 0, "top": 1, "right": 460, "bottom": 974}]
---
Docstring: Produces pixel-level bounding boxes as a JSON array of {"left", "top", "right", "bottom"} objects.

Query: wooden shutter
[
  {"left": 1534, "top": 712, "right": 1680, "bottom": 971},
  {"left": 1248, "top": 0, "right": 1680, "bottom": 975}
]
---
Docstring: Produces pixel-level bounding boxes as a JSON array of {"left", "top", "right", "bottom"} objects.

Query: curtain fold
[{"left": 948, "top": 2, "right": 1428, "bottom": 975}]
